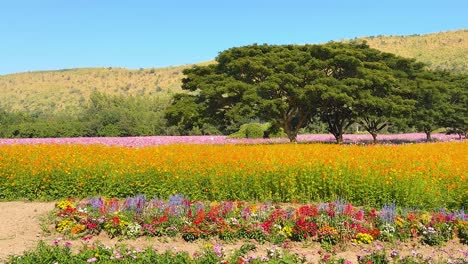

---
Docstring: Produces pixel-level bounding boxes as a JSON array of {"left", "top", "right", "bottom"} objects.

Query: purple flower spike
[
  {"left": 88, "top": 197, "right": 104, "bottom": 209},
  {"left": 380, "top": 202, "right": 397, "bottom": 224}
]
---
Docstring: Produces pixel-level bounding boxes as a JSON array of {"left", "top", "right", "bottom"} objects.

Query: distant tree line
[
  {"left": 0, "top": 93, "right": 171, "bottom": 138},
  {"left": 0, "top": 43, "right": 466, "bottom": 142}
]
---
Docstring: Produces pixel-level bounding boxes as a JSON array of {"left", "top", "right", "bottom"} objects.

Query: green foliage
[
  {"left": 81, "top": 92, "right": 169, "bottom": 137},
  {"left": 228, "top": 123, "right": 286, "bottom": 139},
  {"left": 358, "top": 251, "right": 389, "bottom": 264},
  {"left": 244, "top": 123, "right": 265, "bottom": 138},
  {"left": 457, "top": 223, "right": 468, "bottom": 245},
  {"left": 173, "top": 42, "right": 443, "bottom": 143},
  {"left": 0, "top": 92, "right": 172, "bottom": 138},
  {"left": 7, "top": 241, "right": 306, "bottom": 264},
  {"left": 170, "top": 44, "right": 360, "bottom": 141},
  {"left": 439, "top": 73, "right": 468, "bottom": 138},
  {"left": 408, "top": 71, "right": 459, "bottom": 141}
]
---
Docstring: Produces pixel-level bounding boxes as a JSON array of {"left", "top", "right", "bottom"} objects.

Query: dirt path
[{"left": 0, "top": 202, "right": 55, "bottom": 261}]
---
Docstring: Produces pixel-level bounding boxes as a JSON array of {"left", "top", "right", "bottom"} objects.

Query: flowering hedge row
[
  {"left": 54, "top": 195, "right": 468, "bottom": 247},
  {"left": 1, "top": 142, "right": 467, "bottom": 209}
]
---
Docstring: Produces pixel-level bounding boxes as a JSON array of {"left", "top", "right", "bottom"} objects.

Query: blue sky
[{"left": 1, "top": 0, "right": 466, "bottom": 75}]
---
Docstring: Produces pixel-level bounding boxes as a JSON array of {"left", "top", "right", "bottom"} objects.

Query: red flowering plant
[{"left": 290, "top": 205, "right": 319, "bottom": 241}]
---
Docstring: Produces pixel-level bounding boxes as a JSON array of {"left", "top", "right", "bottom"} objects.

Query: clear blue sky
[{"left": 1, "top": 0, "right": 466, "bottom": 75}]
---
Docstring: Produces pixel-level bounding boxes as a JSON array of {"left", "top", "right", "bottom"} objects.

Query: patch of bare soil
[
  {"left": 0, "top": 202, "right": 55, "bottom": 261},
  {"left": 0, "top": 202, "right": 467, "bottom": 263}
]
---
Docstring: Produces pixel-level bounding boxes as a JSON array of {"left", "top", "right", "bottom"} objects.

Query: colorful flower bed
[
  {"left": 1, "top": 142, "right": 466, "bottom": 209},
  {"left": 53, "top": 195, "right": 468, "bottom": 248}
]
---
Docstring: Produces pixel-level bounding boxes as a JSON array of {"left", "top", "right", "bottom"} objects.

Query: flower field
[
  {"left": 0, "top": 141, "right": 466, "bottom": 209},
  {"left": 0, "top": 133, "right": 461, "bottom": 147}
]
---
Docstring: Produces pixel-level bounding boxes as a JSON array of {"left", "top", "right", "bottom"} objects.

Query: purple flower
[
  {"left": 222, "top": 201, "right": 234, "bottom": 214},
  {"left": 213, "top": 243, "right": 224, "bottom": 258},
  {"left": 334, "top": 198, "right": 348, "bottom": 215},
  {"left": 150, "top": 197, "right": 165, "bottom": 208},
  {"left": 318, "top": 203, "right": 329, "bottom": 212},
  {"left": 167, "top": 194, "right": 186, "bottom": 207},
  {"left": 124, "top": 194, "right": 146, "bottom": 213},
  {"left": 380, "top": 202, "right": 397, "bottom": 224},
  {"left": 88, "top": 197, "right": 104, "bottom": 209}
]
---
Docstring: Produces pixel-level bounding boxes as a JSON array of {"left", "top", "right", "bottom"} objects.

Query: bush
[
  {"left": 245, "top": 123, "right": 264, "bottom": 138},
  {"left": 229, "top": 123, "right": 286, "bottom": 139}
]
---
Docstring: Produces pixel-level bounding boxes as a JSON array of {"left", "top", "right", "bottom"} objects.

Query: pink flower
[{"left": 87, "top": 257, "right": 97, "bottom": 262}]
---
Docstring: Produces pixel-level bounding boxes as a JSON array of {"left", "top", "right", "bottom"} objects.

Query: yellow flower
[
  {"left": 395, "top": 216, "right": 405, "bottom": 227},
  {"left": 282, "top": 226, "right": 293, "bottom": 238},
  {"left": 420, "top": 213, "right": 431, "bottom": 225},
  {"left": 56, "top": 200, "right": 75, "bottom": 210},
  {"left": 70, "top": 224, "right": 86, "bottom": 234},
  {"left": 203, "top": 243, "right": 214, "bottom": 249},
  {"left": 355, "top": 233, "right": 373, "bottom": 244},
  {"left": 56, "top": 219, "right": 75, "bottom": 232}
]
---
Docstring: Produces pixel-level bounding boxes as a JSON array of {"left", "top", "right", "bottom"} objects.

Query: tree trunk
[
  {"left": 334, "top": 133, "right": 343, "bottom": 144},
  {"left": 287, "top": 132, "right": 297, "bottom": 143},
  {"left": 371, "top": 132, "right": 378, "bottom": 144},
  {"left": 425, "top": 131, "right": 432, "bottom": 142}
]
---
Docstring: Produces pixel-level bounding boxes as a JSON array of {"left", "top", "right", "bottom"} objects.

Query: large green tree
[
  {"left": 439, "top": 73, "right": 468, "bottom": 139},
  {"left": 168, "top": 44, "right": 324, "bottom": 141},
  {"left": 309, "top": 43, "right": 420, "bottom": 143},
  {"left": 354, "top": 52, "right": 422, "bottom": 143},
  {"left": 409, "top": 71, "right": 452, "bottom": 141}
]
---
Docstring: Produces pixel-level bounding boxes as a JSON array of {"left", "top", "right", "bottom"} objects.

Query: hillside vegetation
[
  {"left": 0, "top": 62, "right": 212, "bottom": 114},
  {"left": 0, "top": 30, "right": 466, "bottom": 113},
  {"left": 350, "top": 29, "right": 467, "bottom": 73}
]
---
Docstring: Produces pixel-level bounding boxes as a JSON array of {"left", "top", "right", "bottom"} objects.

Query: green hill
[{"left": 0, "top": 30, "right": 466, "bottom": 114}]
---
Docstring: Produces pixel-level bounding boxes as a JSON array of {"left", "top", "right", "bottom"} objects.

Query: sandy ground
[
  {"left": 0, "top": 202, "right": 55, "bottom": 261},
  {"left": 0, "top": 202, "right": 467, "bottom": 263}
]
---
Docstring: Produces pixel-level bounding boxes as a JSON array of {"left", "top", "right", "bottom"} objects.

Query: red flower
[
  {"left": 193, "top": 209, "right": 206, "bottom": 225},
  {"left": 355, "top": 210, "right": 364, "bottom": 221},
  {"left": 86, "top": 222, "right": 98, "bottom": 230},
  {"left": 296, "top": 205, "right": 318, "bottom": 218},
  {"left": 408, "top": 212, "right": 417, "bottom": 221},
  {"left": 111, "top": 216, "right": 120, "bottom": 225}
]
